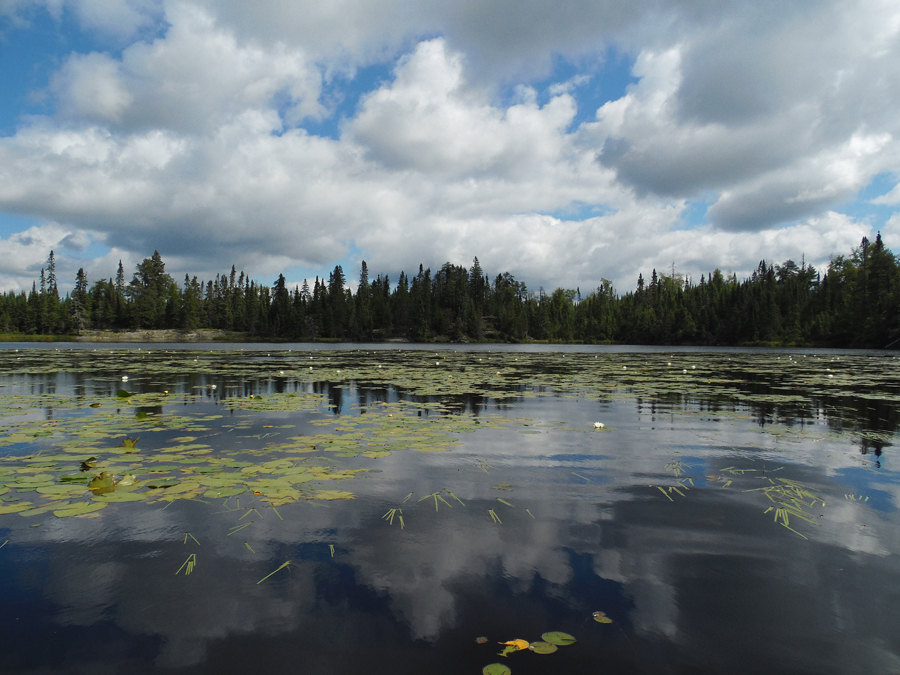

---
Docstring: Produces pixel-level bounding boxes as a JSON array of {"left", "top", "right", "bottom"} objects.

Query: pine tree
[
  {"left": 356, "top": 261, "right": 372, "bottom": 339},
  {"left": 71, "top": 268, "right": 90, "bottom": 332},
  {"left": 128, "top": 251, "right": 177, "bottom": 329}
]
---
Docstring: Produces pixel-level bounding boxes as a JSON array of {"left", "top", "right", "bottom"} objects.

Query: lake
[{"left": 1, "top": 343, "right": 899, "bottom": 674}]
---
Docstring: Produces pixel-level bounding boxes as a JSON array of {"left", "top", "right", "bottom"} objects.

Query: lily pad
[
  {"left": 593, "top": 611, "right": 613, "bottom": 624},
  {"left": 20, "top": 501, "right": 71, "bottom": 516},
  {"left": 528, "top": 641, "right": 558, "bottom": 654},
  {"left": 146, "top": 478, "right": 181, "bottom": 489},
  {"left": 59, "top": 474, "right": 90, "bottom": 483},
  {"left": 311, "top": 490, "right": 355, "bottom": 500},
  {"left": 0, "top": 502, "right": 33, "bottom": 514},
  {"left": 482, "top": 664, "right": 511, "bottom": 675},
  {"left": 93, "top": 491, "right": 146, "bottom": 502},
  {"left": 541, "top": 631, "right": 576, "bottom": 646},
  {"left": 88, "top": 472, "right": 116, "bottom": 494},
  {"left": 53, "top": 501, "right": 107, "bottom": 517},
  {"left": 36, "top": 485, "right": 87, "bottom": 497},
  {"left": 204, "top": 487, "right": 245, "bottom": 498}
]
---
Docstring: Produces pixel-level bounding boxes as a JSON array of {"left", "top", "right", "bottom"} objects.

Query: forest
[{"left": 1, "top": 235, "right": 898, "bottom": 348}]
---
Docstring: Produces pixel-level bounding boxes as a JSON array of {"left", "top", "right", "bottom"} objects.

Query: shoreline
[{"left": 0, "top": 329, "right": 873, "bottom": 349}]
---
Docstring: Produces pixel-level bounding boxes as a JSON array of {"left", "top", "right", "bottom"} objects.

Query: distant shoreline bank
[{"left": 0, "top": 329, "right": 855, "bottom": 349}]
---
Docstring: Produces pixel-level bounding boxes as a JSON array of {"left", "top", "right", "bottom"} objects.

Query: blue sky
[{"left": 1, "top": 0, "right": 899, "bottom": 294}]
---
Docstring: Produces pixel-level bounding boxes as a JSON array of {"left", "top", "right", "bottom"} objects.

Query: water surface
[{"left": 1, "top": 346, "right": 898, "bottom": 674}]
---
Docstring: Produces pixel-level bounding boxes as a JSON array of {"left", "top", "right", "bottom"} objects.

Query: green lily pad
[
  {"left": 311, "top": 489, "right": 355, "bottom": 500},
  {"left": 204, "top": 487, "right": 245, "bottom": 498},
  {"left": 93, "top": 491, "right": 146, "bottom": 502},
  {"left": 541, "top": 631, "right": 576, "bottom": 646},
  {"left": 528, "top": 641, "right": 558, "bottom": 654},
  {"left": 20, "top": 501, "right": 72, "bottom": 516},
  {"left": 16, "top": 473, "right": 54, "bottom": 483},
  {"left": 482, "top": 664, "right": 511, "bottom": 675},
  {"left": 593, "top": 611, "right": 613, "bottom": 624},
  {"left": 0, "top": 502, "right": 33, "bottom": 514},
  {"left": 59, "top": 474, "right": 90, "bottom": 483},
  {"left": 88, "top": 472, "right": 116, "bottom": 494},
  {"left": 54, "top": 501, "right": 107, "bottom": 517},
  {"left": 145, "top": 478, "right": 181, "bottom": 488},
  {"left": 36, "top": 485, "right": 87, "bottom": 497}
]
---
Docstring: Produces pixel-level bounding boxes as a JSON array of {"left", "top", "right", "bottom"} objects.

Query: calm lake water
[{"left": 1, "top": 343, "right": 899, "bottom": 675}]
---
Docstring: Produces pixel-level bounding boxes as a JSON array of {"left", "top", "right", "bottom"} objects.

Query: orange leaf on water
[{"left": 498, "top": 639, "right": 529, "bottom": 650}]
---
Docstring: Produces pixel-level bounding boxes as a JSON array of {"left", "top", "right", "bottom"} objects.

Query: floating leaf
[
  {"left": 93, "top": 491, "right": 145, "bottom": 502},
  {"left": 53, "top": 501, "right": 107, "bottom": 517},
  {"left": 146, "top": 478, "right": 181, "bottom": 489},
  {"left": 204, "top": 487, "right": 244, "bottom": 498},
  {"left": 20, "top": 502, "right": 70, "bottom": 517},
  {"left": 475, "top": 637, "right": 488, "bottom": 644},
  {"left": 528, "top": 641, "right": 558, "bottom": 654},
  {"left": 0, "top": 503, "right": 33, "bottom": 514},
  {"left": 499, "top": 639, "right": 529, "bottom": 650},
  {"left": 312, "top": 490, "right": 354, "bottom": 500},
  {"left": 541, "top": 632, "right": 576, "bottom": 646},
  {"left": 116, "top": 389, "right": 133, "bottom": 398},
  {"left": 88, "top": 472, "right": 116, "bottom": 494},
  {"left": 482, "top": 665, "right": 511, "bottom": 675},
  {"left": 592, "top": 611, "right": 613, "bottom": 624},
  {"left": 36, "top": 485, "right": 86, "bottom": 497}
]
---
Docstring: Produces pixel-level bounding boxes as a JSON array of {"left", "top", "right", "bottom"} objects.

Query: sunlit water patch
[{"left": 1, "top": 346, "right": 899, "bottom": 674}]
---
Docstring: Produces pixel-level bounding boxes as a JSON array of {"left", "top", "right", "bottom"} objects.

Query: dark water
[{"left": 1, "top": 345, "right": 899, "bottom": 675}]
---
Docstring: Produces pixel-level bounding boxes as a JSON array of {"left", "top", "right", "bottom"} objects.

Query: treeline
[{"left": 1, "top": 236, "right": 898, "bottom": 347}]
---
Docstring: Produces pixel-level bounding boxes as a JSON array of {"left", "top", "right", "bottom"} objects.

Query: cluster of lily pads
[
  {"left": 2, "top": 347, "right": 897, "bottom": 429},
  {"left": 481, "top": 630, "right": 577, "bottom": 674},
  {"left": 0, "top": 392, "right": 541, "bottom": 517},
  {"left": 0, "top": 348, "right": 896, "bottom": 524}
]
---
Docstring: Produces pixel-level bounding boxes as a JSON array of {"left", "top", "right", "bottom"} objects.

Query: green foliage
[{"left": 2, "top": 239, "right": 899, "bottom": 347}]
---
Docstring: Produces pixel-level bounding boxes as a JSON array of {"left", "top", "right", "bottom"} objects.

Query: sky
[{"left": 1, "top": 0, "right": 899, "bottom": 296}]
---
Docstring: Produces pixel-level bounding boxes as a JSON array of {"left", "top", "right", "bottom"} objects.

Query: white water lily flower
[
  {"left": 121, "top": 375, "right": 128, "bottom": 381},
  {"left": 593, "top": 422, "right": 605, "bottom": 429}
]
